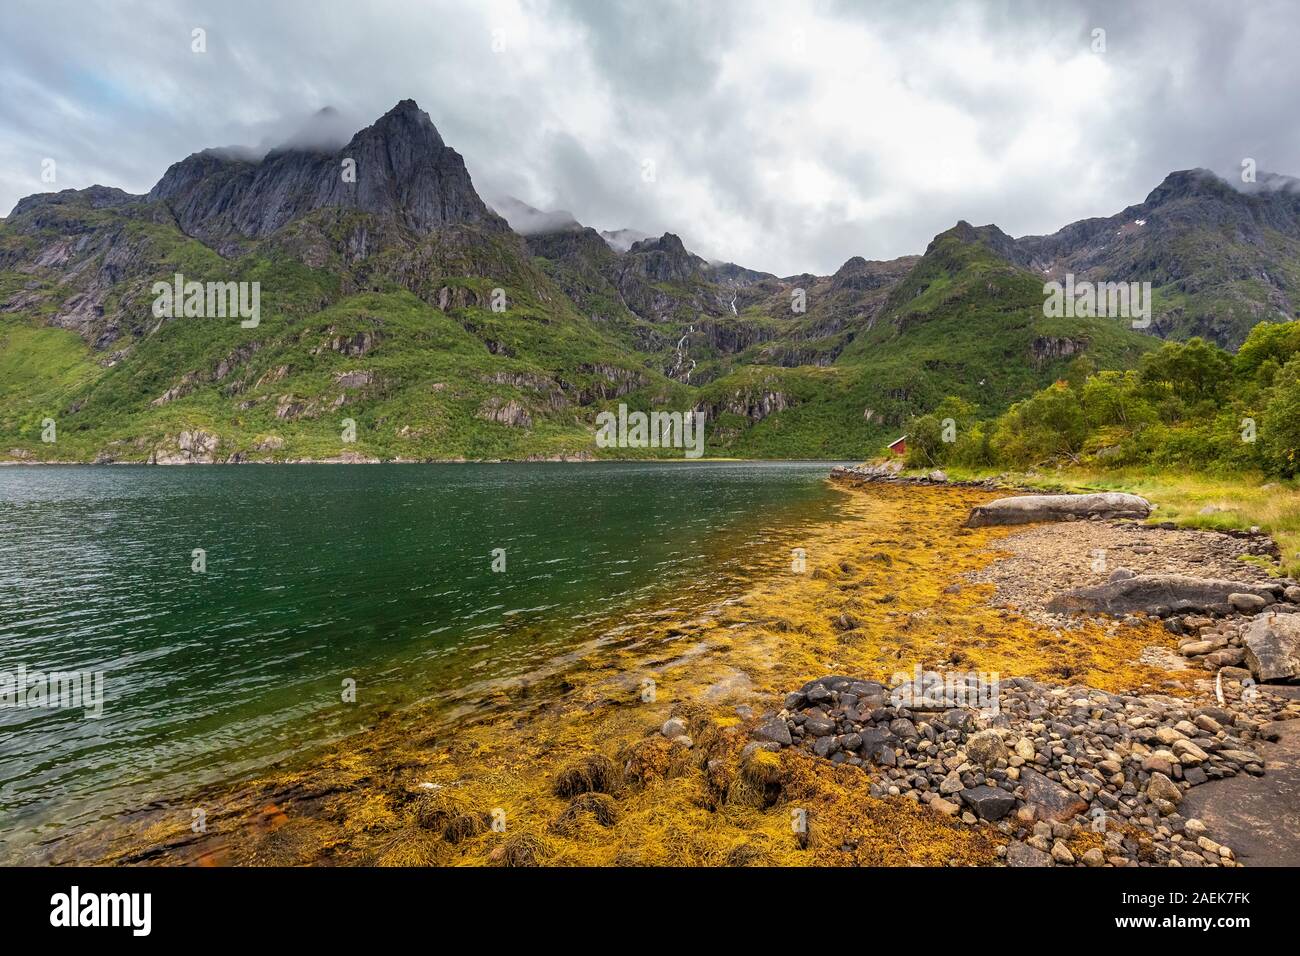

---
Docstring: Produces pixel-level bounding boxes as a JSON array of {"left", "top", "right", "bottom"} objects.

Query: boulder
[
  {"left": 961, "top": 785, "right": 1016, "bottom": 821},
  {"left": 1005, "top": 840, "right": 1053, "bottom": 867},
  {"left": 1051, "top": 841, "right": 1075, "bottom": 865},
  {"left": 930, "top": 797, "right": 961, "bottom": 817},
  {"left": 1229, "top": 592, "right": 1269, "bottom": 614},
  {"left": 802, "top": 713, "right": 837, "bottom": 737},
  {"left": 1243, "top": 612, "right": 1300, "bottom": 682},
  {"left": 964, "top": 492, "right": 1152, "bottom": 528},
  {"left": 661, "top": 717, "right": 688, "bottom": 739},
  {"left": 1045, "top": 574, "right": 1279, "bottom": 617},
  {"left": 858, "top": 726, "right": 897, "bottom": 765},
  {"left": 752, "top": 716, "right": 792, "bottom": 747},
  {"left": 1147, "top": 771, "right": 1182, "bottom": 805},
  {"left": 1018, "top": 767, "right": 1088, "bottom": 823},
  {"left": 966, "top": 730, "right": 1007, "bottom": 768}
]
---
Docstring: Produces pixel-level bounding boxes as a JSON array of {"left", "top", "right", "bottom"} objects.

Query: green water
[{"left": 0, "top": 461, "right": 846, "bottom": 861}]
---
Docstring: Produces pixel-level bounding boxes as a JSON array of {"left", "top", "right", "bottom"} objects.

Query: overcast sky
[{"left": 3, "top": 0, "right": 1298, "bottom": 275}]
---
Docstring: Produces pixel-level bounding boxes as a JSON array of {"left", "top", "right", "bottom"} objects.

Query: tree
[
  {"left": 1235, "top": 320, "right": 1300, "bottom": 381},
  {"left": 905, "top": 396, "right": 977, "bottom": 467},
  {"left": 990, "top": 382, "right": 1087, "bottom": 465},
  {"left": 1261, "top": 356, "right": 1300, "bottom": 477},
  {"left": 1139, "top": 337, "right": 1232, "bottom": 404}
]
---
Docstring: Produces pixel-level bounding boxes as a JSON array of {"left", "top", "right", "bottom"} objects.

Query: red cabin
[{"left": 887, "top": 435, "right": 907, "bottom": 456}]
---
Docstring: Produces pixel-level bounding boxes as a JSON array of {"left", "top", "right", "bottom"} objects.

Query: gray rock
[
  {"left": 1046, "top": 575, "right": 1279, "bottom": 617},
  {"left": 1018, "top": 767, "right": 1089, "bottom": 822},
  {"left": 1243, "top": 612, "right": 1300, "bottom": 682},
  {"left": 966, "top": 730, "right": 1008, "bottom": 768},
  {"left": 803, "top": 713, "right": 837, "bottom": 737},
  {"left": 964, "top": 492, "right": 1151, "bottom": 528},
  {"left": 752, "top": 715, "right": 792, "bottom": 747},
  {"left": 1006, "top": 840, "right": 1053, "bottom": 867},
  {"left": 1147, "top": 771, "right": 1182, "bottom": 804},
  {"left": 859, "top": 726, "right": 896, "bottom": 764},
  {"left": 1229, "top": 592, "right": 1269, "bottom": 613},
  {"left": 961, "top": 784, "right": 1016, "bottom": 821},
  {"left": 661, "top": 717, "right": 688, "bottom": 739},
  {"left": 806, "top": 684, "right": 833, "bottom": 705},
  {"left": 889, "top": 717, "right": 919, "bottom": 740}
]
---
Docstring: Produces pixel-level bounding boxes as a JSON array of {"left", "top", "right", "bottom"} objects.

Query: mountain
[
  {"left": 1015, "top": 168, "right": 1300, "bottom": 348},
  {"left": 149, "top": 99, "right": 505, "bottom": 248},
  {"left": 0, "top": 101, "right": 1255, "bottom": 464}
]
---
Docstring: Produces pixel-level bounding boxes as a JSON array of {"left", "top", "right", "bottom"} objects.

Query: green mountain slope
[{"left": 0, "top": 102, "right": 1180, "bottom": 463}]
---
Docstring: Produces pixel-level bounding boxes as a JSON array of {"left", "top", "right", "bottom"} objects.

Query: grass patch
[{"left": 934, "top": 464, "right": 1300, "bottom": 577}]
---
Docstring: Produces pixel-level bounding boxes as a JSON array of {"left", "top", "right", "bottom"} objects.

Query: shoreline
[
  {"left": 0, "top": 456, "right": 852, "bottom": 467},
  {"left": 26, "top": 478, "right": 1300, "bottom": 867}
]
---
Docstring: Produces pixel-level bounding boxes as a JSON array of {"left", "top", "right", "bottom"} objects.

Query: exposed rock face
[
  {"left": 1243, "top": 613, "right": 1300, "bottom": 682},
  {"left": 964, "top": 492, "right": 1152, "bottom": 527},
  {"left": 333, "top": 370, "right": 374, "bottom": 388},
  {"left": 1016, "top": 168, "right": 1300, "bottom": 348},
  {"left": 1029, "top": 336, "right": 1086, "bottom": 367},
  {"left": 620, "top": 233, "right": 707, "bottom": 285},
  {"left": 8, "top": 184, "right": 141, "bottom": 219},
  {"left": 694, "top": 387, "right": 792, "bottom": 425},
  {"left": 477, "top": 397, "right": 532, "bottom": 428},
  {"left": 706, "top": 261, "right": 777, "bottom": 288},
  {"left": 1045, "top": 574, "right": 1279, "bottom": 617},
  {"left": 151, "top": 429, "right": 220, "bottom": 464},
  {"left": 149, "top": 100, "right": 505, "bottom": 243}
]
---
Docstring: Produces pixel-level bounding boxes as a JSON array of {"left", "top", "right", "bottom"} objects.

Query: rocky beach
[{"left": 45, "top": 472, "right": 1300, "bottom": 867}]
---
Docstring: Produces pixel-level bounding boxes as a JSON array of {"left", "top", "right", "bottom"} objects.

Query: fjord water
[{"left": 0, "top": 461, "right": 845, "bottom": 861}]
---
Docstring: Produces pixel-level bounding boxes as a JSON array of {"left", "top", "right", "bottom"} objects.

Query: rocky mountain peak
[
  {"left": 1142, "top": 168, "right": 1237, "bottom": 208},
  {"left": 623, "top": 232, "right": 707, "bottom": 283},
  {"left": 348, "top": 98, "right": 446, "bottom": 153},
  {"left": 10, "top": 184, "right": 140, "bottom": 219},
  {"left": 829, "top": 255, "right": 910, "bottom": 293},
  {"left": 148, "top": 99, "right": 501, "bottom": 245},
  {"left": 926, "top": 220, "right": 1028, "bottom": 267}
]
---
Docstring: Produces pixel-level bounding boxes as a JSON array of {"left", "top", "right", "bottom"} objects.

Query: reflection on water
[{"left": 0, "top": 461, "right": 846, "bottom": 859}]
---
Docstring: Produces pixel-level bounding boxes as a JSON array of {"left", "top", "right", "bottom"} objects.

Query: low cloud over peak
[{"left": 4, "top": 0, "right": 1300, "bottom": 275}]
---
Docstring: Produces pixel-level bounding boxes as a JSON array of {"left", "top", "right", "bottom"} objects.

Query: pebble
[{"left": 750, "top": 671, "right": 1300, "bottom": 867}]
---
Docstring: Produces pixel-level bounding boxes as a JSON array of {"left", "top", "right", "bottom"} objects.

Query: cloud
[{"left": 2, "top": 0, "right": 1298, "bottom": 275}]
